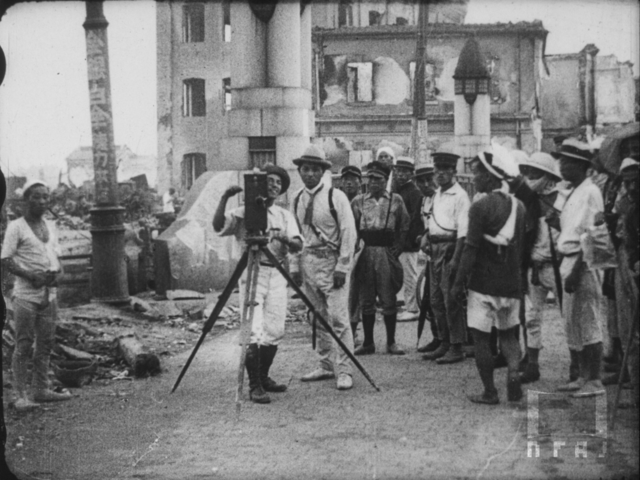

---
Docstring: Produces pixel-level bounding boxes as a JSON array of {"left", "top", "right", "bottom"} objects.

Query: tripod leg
[
  {"left": 261, "top": 247, "right": 381, "bottom": 392},
  {"left": 236, "top": 247, "right": 262, "bottom": 415},
  {"left": 171, "top": 250, "right": 249, "bottom": 393}
]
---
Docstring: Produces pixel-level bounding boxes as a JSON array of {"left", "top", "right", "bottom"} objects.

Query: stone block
[
  {"left": 233, "top": 87, "right": 312, "bottom": 110},
  {"left": 219, "top": 138, "right": 250, "bottom": 170},
  {"left": 228, "top": 109, "right": 262, "bottom": 137},
  {"left": 261, "top": 108, "right": 313, "bottom": 137}
]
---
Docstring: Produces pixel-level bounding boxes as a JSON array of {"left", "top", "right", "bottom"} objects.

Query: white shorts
[{"left": 467, "top": 289, "right": 521, "bottom": 333}]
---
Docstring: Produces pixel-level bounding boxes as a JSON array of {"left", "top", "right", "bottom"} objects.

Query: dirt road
[{"left": 3, "top": 299, "right": 639, "bottom": 480}]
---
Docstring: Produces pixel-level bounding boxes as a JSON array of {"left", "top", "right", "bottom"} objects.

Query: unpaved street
[{"left": 3, "top": 298, "right": 639, "bottom": 480}]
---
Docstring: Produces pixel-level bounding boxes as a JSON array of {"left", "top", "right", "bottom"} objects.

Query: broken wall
[{"left": 595, "top": 55, "right": 636, "bottom": 125}]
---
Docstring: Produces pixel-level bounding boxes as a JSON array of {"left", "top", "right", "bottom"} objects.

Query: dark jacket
[{"left": 395, "top": 180, "right": 424, "bottom": 252}]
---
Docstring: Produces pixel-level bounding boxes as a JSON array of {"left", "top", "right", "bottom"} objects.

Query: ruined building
[{"left": 156, "top": 0, "right": 636, "bottom": 193}]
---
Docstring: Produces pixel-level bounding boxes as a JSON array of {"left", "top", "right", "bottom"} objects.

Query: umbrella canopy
[{"left": 596, "top": 122, "right": 640, "bottom": 174}]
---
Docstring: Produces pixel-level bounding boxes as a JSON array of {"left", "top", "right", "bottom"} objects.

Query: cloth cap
[
  {"left": 556, "top": 138, "right": 593, "bottom": 163},
  {"left": 341, "top": 165, "right": 362, "bottom": 179},
  {"left": 21, "top": 179, "right": 48, "bottom": 199},
  {"left": 293, "top": 144, "right": 332, "bottom": 169},
  {"left": 394, "top": 156, "right": 415, "bottom": 170},
  {"left": 620, "top": 156, "right": 640, "bottom": 173},
  {"left": 261, "top": 164, "right": 290, "bottom": 194},
  {"left": 432, "top": 152, "right": 460, "bottom": 168},
  {"left": 376, "top": 146, "right": 396, "bottom": 163},
  {"left": 521, "top": 152, "right": 562, "bottom": 180},
  {"left": 366, "top": 161, "right": 391, "bottom": 179},
  {"left": 415, "top": 165, "right": 435, "bottom": 178}
]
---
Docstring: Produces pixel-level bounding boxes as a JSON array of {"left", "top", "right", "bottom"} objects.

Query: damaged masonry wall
[{"left": 312, "top": 23, "right": 547, "bottom": 167}]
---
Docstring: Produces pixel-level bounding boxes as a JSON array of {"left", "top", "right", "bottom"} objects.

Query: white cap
[
  {"left": 620, "top": 157, "right": 640, "bottom": 173},
  {"left": 20, "top": 179, "right": 48, "bottom": 199}
]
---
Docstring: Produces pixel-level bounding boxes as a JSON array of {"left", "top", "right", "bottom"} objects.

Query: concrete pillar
[
  {"left": 472, "top": 95, "right": 490, "bottom": 137},
  {"left": 231, "top": 2, "right": 267, "bottom": 88},
  {"left": 268, "top": 1, "right": 301, "bottom": 87},
  {"left": 454, "top": 96, "right": 471, "bottom": 136},
  {"left": 300, "top": 3, "right": 312, "bottom": 91}
]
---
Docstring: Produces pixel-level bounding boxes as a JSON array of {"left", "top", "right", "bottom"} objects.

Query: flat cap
[
  {"left": 415, "top": 165, "right": 435, "bottom": 178},
  {"left": 341, "top": 165, "right": 362, "bottom": 179}
]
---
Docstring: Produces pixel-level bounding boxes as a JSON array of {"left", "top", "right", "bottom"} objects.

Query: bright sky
[{"left": 0, "top": 0, "right": 638, "bottom": 181}]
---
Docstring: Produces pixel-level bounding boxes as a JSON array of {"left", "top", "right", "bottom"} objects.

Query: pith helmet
[
  {"left": 293, "top": 145, "right": 332, "bottom": 169},
  {"left": 521, "top": 152, "right": 562, "bottom": 181}
]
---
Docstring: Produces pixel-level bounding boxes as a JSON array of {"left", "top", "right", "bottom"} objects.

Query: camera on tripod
[{"left": 243, "top": 171, "right": 269, "bottom": 236}]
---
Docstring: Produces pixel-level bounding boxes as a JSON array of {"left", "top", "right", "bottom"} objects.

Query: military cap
[
  {"left": 365, "top": 161, "right": 391, "bottom": 179},
  {"left": 414, "top": 165, "right": 435, "bottom": 179},
  {"left": 341, "top": 165, "right": 362, "bottom": 179},
  {"left": 432, "top": 152, "right": 460, "bottom": 168},
  {"left": 394, "top": 156, "right": 415, "bottom": 170}
]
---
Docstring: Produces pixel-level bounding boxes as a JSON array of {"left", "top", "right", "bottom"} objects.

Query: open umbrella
[{"left": 596, "top": 122, "right": 640, "bottom": 174}]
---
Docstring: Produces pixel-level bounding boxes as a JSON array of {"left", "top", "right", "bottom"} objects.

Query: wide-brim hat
[
  {"left": 415, "top": 165, "right": 435, "bottom": 178},
  {"left": 365, "top": 161, "right": 391, "bottom": 179},
  {"left": 293, "top": 144, "right": 332, "bottom": 169},
  {"left": 556, "top": 139, "right": 593, "bottom": 163},
  {"left": 341, "top": 165, "right": 362, "bottom": 179},
  {"left": 432, "top": 152, "right": 460, "bottom": 168},
  {"left": 262, "top": 164, "right": 290, "bottom": 194},
  {"left": 520, "top": 152, "right": 562, "bottom": 180},
  {"left": 394, "top": 156, "right": 415, "bottom": 170},
  {"left": 620, "top": 156, "right": 640, "bottom": 174}
]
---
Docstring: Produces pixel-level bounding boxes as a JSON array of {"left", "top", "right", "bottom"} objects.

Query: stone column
[
  {"left": 268, "top": 1, "right": 301, "bottom": 87},
  {"left": 231, "top": 2, "right": 267, "bottom": 88},
  {"left": 300, "top": 3, "right": 312, "bottom": 91}
]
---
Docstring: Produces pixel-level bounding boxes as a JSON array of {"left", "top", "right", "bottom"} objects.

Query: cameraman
[{"left": 213, "top": 165, "right": 302, "bottom": 405}]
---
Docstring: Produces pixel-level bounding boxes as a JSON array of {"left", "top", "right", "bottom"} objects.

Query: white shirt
[
  {"left": 555, "top": 177, "right": 604, "bottom": 256},
  {"left": 219, "top": 204, "right": 302, "bottom": 265},
  {"left": 162, "top": 191, "right": 176, "bottom": 213},
  {"left": 291, "top": 184, "right": 357, "bottom": 275},
  {"left": 428, "top": 182, "right": 470, "bottom": 239},
  {"left": 1, "top": 217, "right": 61, "bottom": 301}
]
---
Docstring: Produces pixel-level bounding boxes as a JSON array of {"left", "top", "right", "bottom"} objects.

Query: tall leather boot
[
  {"left": 260, "top": 345, "right": 287, "bottom": 393},
  {"left": 384, "top": 314, "right": 404, "bottom": 355},
  {"left": 245, "top": 344, "right": 270, "bottom": 404}
]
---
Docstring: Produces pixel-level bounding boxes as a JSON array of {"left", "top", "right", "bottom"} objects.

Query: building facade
[{"left": 311, "top": 19, "right": 548, "bottom": 169}]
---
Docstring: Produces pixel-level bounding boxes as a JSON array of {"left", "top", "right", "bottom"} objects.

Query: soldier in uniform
[
  {"left": 422, "top": 153, "right": 471, "bottom": 365},
  {"left": 352, "top": 161, "right": 410, "bottom": 356}
]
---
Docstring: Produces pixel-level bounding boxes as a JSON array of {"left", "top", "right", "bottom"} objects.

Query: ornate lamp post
[
  {"left": 453, "top": 37, "right": 490, "bottom": 106},
  {"left": 83, "top": 1, "right": 129, "bottom": 303}
]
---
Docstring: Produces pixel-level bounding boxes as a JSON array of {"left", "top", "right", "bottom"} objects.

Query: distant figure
[{"left": 162, "top": 188, "right": 177, "bottom": 213}]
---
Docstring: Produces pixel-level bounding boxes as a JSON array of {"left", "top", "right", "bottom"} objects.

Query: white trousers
[
  {"left": 301, "top": 251, "right": 354, "bottom": 375},
  {"left": 238, "top": 265, "right": 288, "bottom": 346}
]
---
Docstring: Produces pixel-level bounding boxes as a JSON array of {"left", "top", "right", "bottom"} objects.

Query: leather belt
[
  {"left": 428, "top": 235, "right": 456, "bottom": 244},
  {"left": 304, "top": 248, "right": 337, "bottom": 259}
]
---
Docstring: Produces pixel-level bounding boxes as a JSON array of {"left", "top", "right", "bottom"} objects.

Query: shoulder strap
[{"left": 328, "top": 187, "right": 338, "bottom": 225}]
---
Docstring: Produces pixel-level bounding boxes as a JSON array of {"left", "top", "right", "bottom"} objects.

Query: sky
[{"left": 0, "top": 0, "right": 638, "bottom": 183}]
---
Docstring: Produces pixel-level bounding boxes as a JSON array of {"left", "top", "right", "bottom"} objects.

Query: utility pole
[
  {"left": 83, "top": 1, "right": 129, "bottom": 303},
  {"left": 411, "top": 0, "right": 430, "bottom": 165}
]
